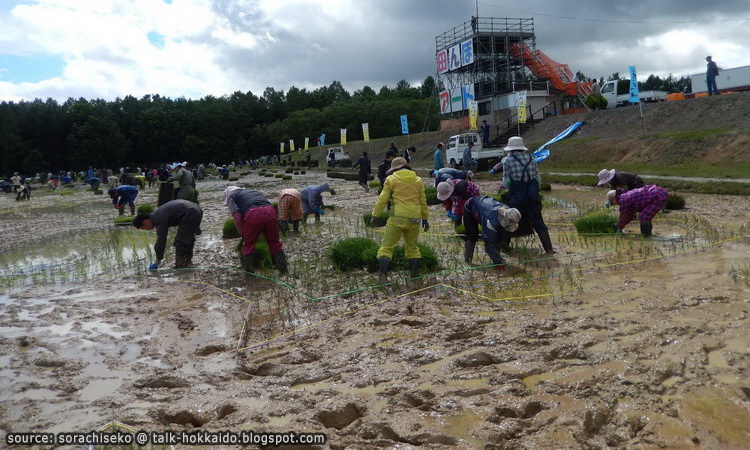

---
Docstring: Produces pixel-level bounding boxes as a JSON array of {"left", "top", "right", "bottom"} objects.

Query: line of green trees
[{"left": 0, "top": 77, "right": 441, "bottom": 176}]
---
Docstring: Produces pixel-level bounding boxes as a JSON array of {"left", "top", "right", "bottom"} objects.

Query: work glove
[
  {"left": 615, "top": 227, "right": 623, "bottom": 234},
  {"left": 316, "top": 208, "right": 325, "bottom": 215},
  {"left": 114, "top": 204, "right": 121, "bottom": 209},
  {"left": 369, "top": 217, "right": 377, "bottom": 227},
  {"left": 604, "top": 202, "right": 611, "bottom": 208},
  {"left": 446, "top": 210, "right": 453, "bottom": 218},
  {"left": 422, "top": 220, "right": 430, "bottom": 232},
  {"left": 149, "top": 262, "right": 159, "bottom": 270},
  {"left": 489, "top": 169, "right": 495, "bottom": 174}
]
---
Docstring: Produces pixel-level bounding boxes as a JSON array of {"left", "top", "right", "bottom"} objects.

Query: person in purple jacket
[{"left": 607, "top": 185, "right": 669, "bottom": 237}]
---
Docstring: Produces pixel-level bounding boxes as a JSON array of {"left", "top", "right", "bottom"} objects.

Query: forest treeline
[
  {"left": 0, "top": 78, "right": 440, "bottom": 175},
  {"left": 0, "top": 72, "right": 689, "bottom": 176}
]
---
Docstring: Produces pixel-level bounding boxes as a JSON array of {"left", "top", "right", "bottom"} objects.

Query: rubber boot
[
  {"left": 314, "top": 213, "right": 321, "bottom": 223},
  {"left": 292, "top": 220, "right": 300, "bottom": 233},
  {"left": 118, "top": 206, "right": 124, "bottom": 216},
  {"left": 640, "top": 222, "right": 653, "bottom": 237},
  {"left": 130, "top": 205, "right": 136, "bottom": 216},
  {"left": 241, "top": 253, "right": 254, "bottom": 273},
  {"left": 409, "top": 259, "right": 421, "bottom": 278},
  {"left": 272, "top": 251, "right": 288, "bottom": 274},
  {"left": 175, "top": 256, "right": 191, "bottom": 268},
  {"left": 278, "top": 220, "right": 289, "bottom": 236},
  {"left": 378, "top": 256, "right": 390, "bottom": 284},
  {"left": 538, "top": 229, "right": 554, "bottom": 254},
  {"left": 464, "top": 240, "right": 476, "bottom": 264},
  {"left": 302, "top": 213, "right": 309, "bottom": 224}
]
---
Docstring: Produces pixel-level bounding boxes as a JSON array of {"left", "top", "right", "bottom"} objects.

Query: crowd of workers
[{"left": 6, "top": 136, "right": 669, "bottom": 280}]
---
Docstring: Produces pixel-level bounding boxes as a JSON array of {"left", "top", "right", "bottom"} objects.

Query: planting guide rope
[
  {"left": 2, "top": 217, "right": 746, "bottom": 354},
  {"left": 137, "top": 230, "right": 747, "bottom": 354}
]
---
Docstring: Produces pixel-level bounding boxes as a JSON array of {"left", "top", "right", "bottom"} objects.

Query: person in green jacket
[{"left": 371, "top": 157, "right": 430, "bottom": 282}]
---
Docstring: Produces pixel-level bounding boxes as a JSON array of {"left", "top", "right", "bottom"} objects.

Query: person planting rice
[
  {"left": 133, "top": 199, "right": 203, "bottom": 269},
  {"left": 108, "top": 185, "right": 139, "bottom": 216},
  {"left": 607, "top": 185, "right": 669, "bottom": 237},
  {"left": 462, "top": 196, "right": 521, "bottom": 269},
  {"left": 597, "top": 169, "right": 645, "bottom": 190}
]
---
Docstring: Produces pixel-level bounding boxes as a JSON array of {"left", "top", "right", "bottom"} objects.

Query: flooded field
[{"left": 0, "top": 170, "right": 748, "bottom": 448}]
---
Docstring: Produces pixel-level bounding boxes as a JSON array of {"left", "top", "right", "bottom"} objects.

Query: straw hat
[
  {"left": 223, "top": 186, "right": 242, "bottom": 206},
  {"left": 597, "top": 169, "right": 616, "bottom": 185},
  {"left": 606, "top": 190, "right": 618, "bottom": 205},
  {"left": 387, "top": 156, "right": 411, "bottom": 174}
]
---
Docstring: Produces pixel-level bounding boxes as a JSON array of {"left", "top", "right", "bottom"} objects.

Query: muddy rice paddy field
[{"left": 0, "top": 169, "right": 748, "bottom": 449}]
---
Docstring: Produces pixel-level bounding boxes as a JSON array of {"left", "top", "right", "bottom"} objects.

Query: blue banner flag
[
  {"left": 628, "top": 66, "right": 639, "bottom": 103},
  {"left": 400, "top": 115, "right": 409, "bottom": 134},
  {"left": 533, "top": 121, "right": 584, "bottom": 163}
]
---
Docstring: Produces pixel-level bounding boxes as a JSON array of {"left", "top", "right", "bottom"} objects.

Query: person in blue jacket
[
  {"left": 430, "top": 167, "right": 470, "bottom": 188},
  {"left": 108, "top": 185, "right": 139, "bottom": 216},
  {"left": 463, "top": 196, "right": 521, "bottom": 269},
  {"left": 300, "top": 182, "right": 331, "bottom": 223}
]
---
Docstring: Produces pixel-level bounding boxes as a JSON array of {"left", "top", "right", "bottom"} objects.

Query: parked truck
[
  {"left": 445, "top": 132, "right": 504, "bottom": 171},
  {"left": 690, "top": 64, "right": 750, "bottom": 95},
  {"left": 600, "top": 79, "right": 667, "bottom": 109}
]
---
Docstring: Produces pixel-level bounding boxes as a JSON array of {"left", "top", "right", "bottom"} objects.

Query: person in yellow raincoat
[{"left": 371, "top": 157, "right": 429, "bottom": 282}]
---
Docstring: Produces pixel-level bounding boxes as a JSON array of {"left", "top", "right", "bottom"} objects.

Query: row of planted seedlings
[{"left": 0, "top": 225, "right": 154, "bottom": 287}]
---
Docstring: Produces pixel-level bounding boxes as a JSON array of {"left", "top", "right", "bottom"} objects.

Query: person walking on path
[
  {"left": 501, "top": 136, "right": 554, "bottom": 254},
  {"left": 223, "top": 187, "right": 287, "bottom": 274},
  {"left": 607, "top": 185, "right": 669, "bottom": 237},
  {"left": 173, "top": 162, "right": 196, "bottom": 202},
  {"left": 108, "top": 185, "right": 139, "bottom": 216},
  {"left": 437, "top": 178, "right": 480, "bottom": 225},
  {"left": 433, "top": 142, "right": 445, "bottom": 172},
  {"left": 463, "top": 196, "right": 521, "bottom": 268},
  {"left": 462, "top": 141, "right": 478, "bottom": 173},
  {"left": 371, "top": 157, "right": 429, "bottom": 282},
  {"left": 277, "top": 188, "right": 303, "bottom": 235},
  {"left": 133, "top": 199, "right": 203, "bottom": 269},
  {"left": 300, "top": 182, "right": 331, "bottom": 223},
  {"left": 597, "top": 169, "right": 645, "bottom": 191},
  {"left": 705, "top": 56, "right": 720, "bottom": 96},
  {"left": 351, "top": 151, "right": 372, "bottom": 192}
]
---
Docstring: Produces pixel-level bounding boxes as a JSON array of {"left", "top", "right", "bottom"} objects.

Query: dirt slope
[{"left": 513, "top": 92, "right": 750, "bottom": 166}]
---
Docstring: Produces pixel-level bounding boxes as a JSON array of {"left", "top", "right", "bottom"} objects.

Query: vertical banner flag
[
  {"left": 289, "top": 139, "right": 295, "bottom": 152},
  {"left": 400, "top": 115, "right": 409, "bottom": 135},
  {"left": 304, "top": 137, "right": 309, "bottom": 150},
  {"left": 279, "top": 142, "right": 285, "bottom": 154},
  {"left": 468, "top": 100, "right": 478, "bottom": 130},
  {"left": 320, "top": 134, "right": 326, "bottom": 146},
  {"left": 517, "top": 90, "right": 528, "bottom": 124},
  {"left": 628, "top": 66, "right": 639, "bottom": 103},
  {"left": 362, "top": 123, "right": 370, "bottom": 143},
  {"left": 340, "top": 129, "right": 347, "bottom": 145}
]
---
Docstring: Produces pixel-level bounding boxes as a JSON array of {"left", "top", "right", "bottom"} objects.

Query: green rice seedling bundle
[
  {"left": 573, "top": 211, "right": 617, "bottom": 234},
  {"left": 363, "top": 211, "right": 390, "bottom": 227},
  {"left": 665, "top": 194, "right": 685, "bottom": 210},
  {"left": 223, "top": 218, "right": 241, "bottom": 239}
]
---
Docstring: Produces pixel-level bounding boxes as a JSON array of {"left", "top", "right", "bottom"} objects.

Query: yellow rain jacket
[{"left": 373, "top": 169, "right": 428, "bottom": 220}]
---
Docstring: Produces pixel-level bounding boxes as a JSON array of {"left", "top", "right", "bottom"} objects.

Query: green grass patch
[
  {"left": 573, "top": 211, "right": 617, "bottom": 234},
  {"left": 113, "top": 216, "right": 134, "bottom": 226},
  {"left": 228, "top": 177, "right": 239, "bottom": 181},
  {"left": 328, "top": 237, "right": 439, "bottom": 274},
  {"left": 542, "top": 173, "right": 750, "bottom": 195},
  {"left": 282, "top": 175, "right": 292, "bottom": 180},
  {"left": 236, "top": 236, "right": 272, "bottom": 270},
  {"left": 368, "top": 180, "right": 381, "bottom": 188},
  {"left": 647, "top": 127, "right": 731, "bottom": 141},
  {"left": 59, "top": 190, "right": 75, "bottom": 196}
]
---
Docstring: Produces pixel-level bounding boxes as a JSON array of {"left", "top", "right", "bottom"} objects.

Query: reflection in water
[{"left": 0, "top": 228, "right": 153, "bottom": 287}]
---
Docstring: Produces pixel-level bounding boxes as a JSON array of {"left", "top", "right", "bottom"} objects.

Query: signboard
[
  {"left": 448, "top": 43, "right": 461, "bottom": 71},
  {"left": 517, "top": 90, "right": 527, "bottom": 124},
  {"left": 436, "top": 49, "right": 448, "bottom": 74},
  {"left": 460, "top": 39, "right": 474, "bottom": 66},
  {"left": 362, "top": 123, "right": 370, "bottom": 142},
  {"left": 400, "top": 115, "right": 409, "bottom": 134},
  {"left": 439, "top": 90, "right": 451, "bottom": 113},
  {"left": 340, "top": 129, "right": 347, "bottom": 145},
  {"left": 468, "top": 100, "right": 478, "bottom": 130}
]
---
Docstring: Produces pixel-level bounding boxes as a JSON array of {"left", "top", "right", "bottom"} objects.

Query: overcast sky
[{"left": 1, "top": 0, "right": 749, "bottom": 103}]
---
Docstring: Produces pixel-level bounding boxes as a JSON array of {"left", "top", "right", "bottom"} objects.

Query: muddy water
[{"left": 0, "top": 173, "right": 748, "bottom": 447}]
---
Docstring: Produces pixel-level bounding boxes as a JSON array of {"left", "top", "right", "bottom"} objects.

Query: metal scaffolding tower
[{"left": 435, "top": 17, "right": 536, "bottom": 99}]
